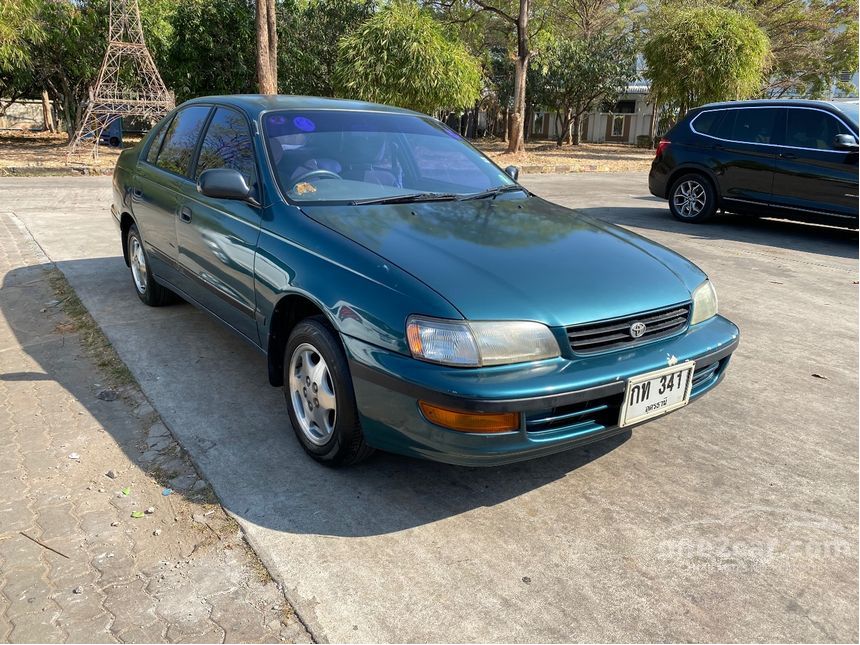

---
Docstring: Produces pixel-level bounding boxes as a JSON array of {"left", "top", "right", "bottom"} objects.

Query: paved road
[{"left": 1, "top": 172, "right": 857, "bottom": 642}]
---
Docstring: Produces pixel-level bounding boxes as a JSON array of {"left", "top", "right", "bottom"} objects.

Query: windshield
[
  {"left": 831, "top": 101, "right": 859, "bottom": 130},
  {"left": 263, "top": 110, "right": 516, "bottom": 203}
]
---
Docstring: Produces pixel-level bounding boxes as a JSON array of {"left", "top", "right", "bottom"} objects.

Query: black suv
[{"left": 649, "top": 99, "right": 858, "bottom": 226}]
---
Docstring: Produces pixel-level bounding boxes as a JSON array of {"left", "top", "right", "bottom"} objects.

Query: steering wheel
[{"left": 290, "top": 169, "right": 342, "bottom": 190}]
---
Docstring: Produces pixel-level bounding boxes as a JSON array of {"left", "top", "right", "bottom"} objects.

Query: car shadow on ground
[
  {"left": 575, "top": 204, "right": 859, "bottom": 261},
  {"left": 1, "top": 260, "right": 631, "bottom": 538}
]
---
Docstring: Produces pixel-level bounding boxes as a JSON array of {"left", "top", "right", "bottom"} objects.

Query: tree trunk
[
  {"left": 41, "top": 90, "right": 55, "bottom": 133},
  {"left": 571, "top": 110, "right": 581, "bottom": 145},
  {"left": 506, "top": 0, "right": 529, "bottom": 154},
  {"left": 266, "top": 0, "right": 278, "bottom": 90},
  {"left": 555, "top": 116, "right": 568, "bottom": 147},
  {"left": 648, "top": 99, "right": 659, "bottom": 147},
  {"left": 256, "top": 0, "right": 276, "bottom": 94},
  {"left": 501, "top": 107, "right": 508, "bottom": 142}
]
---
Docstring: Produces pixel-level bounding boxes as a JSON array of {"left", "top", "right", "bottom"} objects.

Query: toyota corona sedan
[{"left": 111, "top": 95, "right": 739, "bottom": 466}]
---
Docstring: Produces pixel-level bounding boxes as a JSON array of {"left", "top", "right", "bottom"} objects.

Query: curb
[
  {"left": 518, "top": 164, "right": 650, "bottom": 174},
  {"left": 0, "top": 165, "right": 114, "bottom": 177}
]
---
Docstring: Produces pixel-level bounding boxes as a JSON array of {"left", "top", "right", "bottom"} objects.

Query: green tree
[
  {"left": 0, "top": 0, "right": 43, "bottom": 73},
  {"left": 334, "top": 2, "right": 482, "bottom": 114},
  {"left": 0, "top": 0, "right": 44, "bottom": 114},
  {"left": 533, "top": 33, "right": 636, "bottom": 145},
  {"left": 280, "top": 0, "right": 375, "bottom": 96},
  {"left": 643, "top": 5, "right": 770, "bottom": 116},
  {"left": 729, "top": 0, "right": 858, "bottom": 98},
  {"left": 165, "top": 0, "right": 257, "bottom": 102},
  {"left": 431, "top": 0, "right": 553, "bottom": 153}
]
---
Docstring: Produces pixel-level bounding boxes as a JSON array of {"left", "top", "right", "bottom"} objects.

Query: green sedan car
[{"left": 111, "top": 95, "right": 739, "bottom": 466}]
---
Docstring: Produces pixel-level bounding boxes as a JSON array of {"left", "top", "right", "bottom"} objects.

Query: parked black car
[{"left": 649, "top": 99, "right": 859, "bottom": 226}]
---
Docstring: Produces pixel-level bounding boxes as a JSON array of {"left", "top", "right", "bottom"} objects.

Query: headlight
[
  {"left": 406, "top": 316, "right": 560, "bottom": 367},
  {"left": 690, "top": 280, "right": 718, "bottom": 325}
]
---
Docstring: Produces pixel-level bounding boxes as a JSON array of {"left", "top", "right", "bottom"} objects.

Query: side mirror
[
  {"left": 504, "top": 165, "right": 520, "bottom": 181},
  {"left": 834, "top": 134, "right": 859, "bottom": 150},
  {"left": 197, "top": 168, "right": 257, "bottom": 203}
]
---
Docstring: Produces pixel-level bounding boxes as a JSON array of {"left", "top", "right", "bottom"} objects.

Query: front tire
[
  {"left": 127, "top": 224, "right": 172, "bottom": 306},
  {"left": 669, "top": 173, "right": 717, "bottom": 222},
  {"left": 283, "top": 317, "right": 374, "bottom": 466}
]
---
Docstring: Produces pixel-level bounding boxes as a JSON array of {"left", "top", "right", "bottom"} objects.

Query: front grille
[
  {"left": 525, "top": 393, "right": 623, "bottom": 434},
  {"left": 566, "top": 303, "right": 690, "bottom": 354}
]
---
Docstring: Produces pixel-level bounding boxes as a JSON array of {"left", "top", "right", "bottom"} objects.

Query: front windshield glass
[
  {"left": 263, "top": 110, "right": 515, "bottom": 203},
  {"left": 832, "top": 101, "right": 859, "bottom": 129}
]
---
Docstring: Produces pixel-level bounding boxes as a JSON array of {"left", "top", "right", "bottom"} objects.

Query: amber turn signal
[{"left": 419, "top": 402, "right": 519, "bottom": 433}]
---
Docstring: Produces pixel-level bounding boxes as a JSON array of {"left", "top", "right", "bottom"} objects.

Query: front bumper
[{"left": 344, "top": 315, "right": 739, "bottom": 466}]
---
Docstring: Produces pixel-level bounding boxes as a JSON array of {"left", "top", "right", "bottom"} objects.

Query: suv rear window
[{"left": 691, "top": 110, "right": 723, "bottom": 135}]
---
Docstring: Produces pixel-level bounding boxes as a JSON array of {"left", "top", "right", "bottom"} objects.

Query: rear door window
[
  {"left": 154, "top": 105, "right": 211, "bottom": 177},
  {"left": 725, "top": 108, "right": 781, "bottom": 144},
  {"left": 785, "top": 108, "right": 852, "bottom": 150}
]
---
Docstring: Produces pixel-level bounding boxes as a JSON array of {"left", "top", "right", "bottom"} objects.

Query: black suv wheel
[{"left": 668, "top": 173, "right": 717, "bottom": 223}]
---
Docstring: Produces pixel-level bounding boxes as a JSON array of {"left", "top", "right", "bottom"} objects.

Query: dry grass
[
  {"left": 46, "top": 268, "right": 135, "bottom": 387},
  {"left": 0, "top": 129, "right": 653, "bottom": 175},
  {"left": 0, "top": 130, "right": 139, "bottom": 173},
  {"left": 474, "top": 138, "right": 654, "bottom": 172}
]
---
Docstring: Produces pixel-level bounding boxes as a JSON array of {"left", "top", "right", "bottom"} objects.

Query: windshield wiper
[
  {"left": 350, "top": 192, "right": 459, "bottom": 206},
  {"left": 458, "top": 185, "right": 526, "bottom": 201}
]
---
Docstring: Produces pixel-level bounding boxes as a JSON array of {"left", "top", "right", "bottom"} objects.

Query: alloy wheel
[
  {"left": 288, "top": 342, "right": 337, "bottom": 446},
  {"left": 672, "top": 180, "right": 707, "bottom": 219},
  {"left": 129, "top": 236, "right": 148, "bottom": 294}
]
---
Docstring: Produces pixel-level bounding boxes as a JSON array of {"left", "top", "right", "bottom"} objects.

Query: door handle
[
  {"left": 178, "top": 206, "right": 193, "bottom": 223},
  {"left": 780, "top": 152, "right": 797, "bottom": 159}
]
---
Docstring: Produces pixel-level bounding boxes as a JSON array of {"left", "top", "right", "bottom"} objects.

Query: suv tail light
[{"left": 655, "top": 138, "right": 670, "bottom": 159}]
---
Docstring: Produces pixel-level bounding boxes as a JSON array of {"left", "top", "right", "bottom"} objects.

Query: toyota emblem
[{"left": 629, "top": 321, "right": 647, "bottom": 338}]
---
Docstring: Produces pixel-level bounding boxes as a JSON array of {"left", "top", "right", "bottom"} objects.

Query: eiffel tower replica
[{"left": 68, "top": 0, "right": 174, "bottom": 158}]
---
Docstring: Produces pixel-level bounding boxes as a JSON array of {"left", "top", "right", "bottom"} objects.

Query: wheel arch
[
  {"left": 666, "top": 164, "right": 721, "bottom": 203},
  {"left": 119, "top": 211, "right": 136, "bottom": 267},
  {"left": 266, "top": 291, "right": 338, "bottom": 387}
]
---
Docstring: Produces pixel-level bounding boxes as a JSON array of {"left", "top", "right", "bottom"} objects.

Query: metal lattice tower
[{"left": 68, "top": 0, "right": 174, "bottom": 157}]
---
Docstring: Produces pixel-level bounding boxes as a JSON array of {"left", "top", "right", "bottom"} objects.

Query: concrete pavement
[
  {"left": 0, "top": 209, "right": 310, "bottom": 643},
  {"left": 0, "top": 172, "right": 856, "bottom": 642}
]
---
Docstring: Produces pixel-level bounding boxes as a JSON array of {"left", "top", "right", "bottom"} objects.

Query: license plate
[{"left": 619, "top": 361, "right": 695, "bottom": 427}]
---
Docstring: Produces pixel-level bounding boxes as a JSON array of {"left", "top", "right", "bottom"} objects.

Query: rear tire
[
  {"left": 127, "top": 224, "right": 172, "bottom": 306},
  {"left": 668, "top": 173, "right": 717, "bottom": 223},
  {"left": 283, "top": 317, "right": 374, "bottom": 466}
]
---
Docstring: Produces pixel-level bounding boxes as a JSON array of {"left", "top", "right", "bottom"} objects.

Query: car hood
[{"left": 301, "top": 196, "right": 705, "bottom": 326}]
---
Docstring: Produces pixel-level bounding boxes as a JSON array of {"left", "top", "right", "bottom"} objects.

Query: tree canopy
[
  {"left": 533, "top": 32, "right": 636, "bottom": 145},
  {"left": 643, "top": 5, "right": 771, "bottom": 115},
  {"left": 333, "top": 2, "right": 482, "bottom": 114}
]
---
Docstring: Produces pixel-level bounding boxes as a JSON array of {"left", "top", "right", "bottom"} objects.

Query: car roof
[
  {"left": 179, "top": 94, "right": 424, "bottom": 118},
  {"left": 697, "top": 98, "right": 844, "bottom": 110},
  {"left": 692, "top": 98, "right": 859, "bottom": 127}
]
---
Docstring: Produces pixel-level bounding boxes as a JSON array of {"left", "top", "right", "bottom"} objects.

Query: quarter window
[
  {"left": 145, "top": 117, "right": 171, "bottom": 164},
  {"left": 785, "top": 108, "right": 851, "bottom": 150},
  {"left": 154, "top": 106, "right": 211, "bottom": 177},
  {"left": 691, "top": 110, "right": 723, "bottom": 136},
  {"left": 194, "top": 108, "right": 256, "bottom": 185}
]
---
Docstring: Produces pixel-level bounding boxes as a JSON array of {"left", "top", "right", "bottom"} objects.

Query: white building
[{"left": 530, "top": 83, "right": 654, "bottom": 145}]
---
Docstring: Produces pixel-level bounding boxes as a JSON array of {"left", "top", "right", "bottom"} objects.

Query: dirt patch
[
  {"left": 0, "top": 130, "right": 134, "bottom": 175},
  {"left": 474, "top": 138, "right": 654, "bottom": 173}
]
